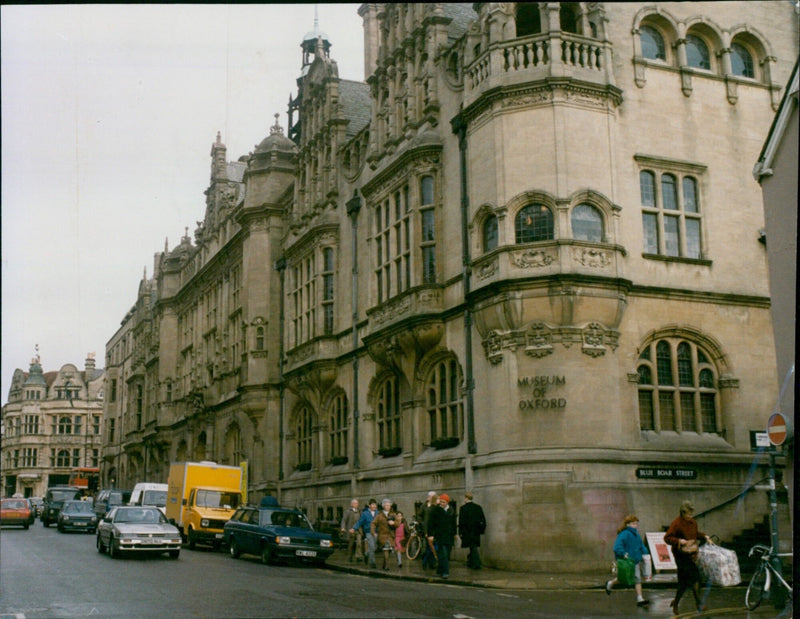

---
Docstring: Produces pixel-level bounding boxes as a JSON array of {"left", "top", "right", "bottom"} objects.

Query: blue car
[{"left": 224, "top": 497, "right": 333, "bottom": 565}]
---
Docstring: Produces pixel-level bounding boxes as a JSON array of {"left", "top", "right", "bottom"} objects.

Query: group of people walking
[
  {"left": 339, "top": 491, "right": 486, "bottom": 579},
  {"left": 605, "top": 500, "right": 713, "bottom": 612}
]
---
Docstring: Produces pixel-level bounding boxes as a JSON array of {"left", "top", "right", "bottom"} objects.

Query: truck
[{"left": 166, "top": 461, "right": 243, "bottom": 549}]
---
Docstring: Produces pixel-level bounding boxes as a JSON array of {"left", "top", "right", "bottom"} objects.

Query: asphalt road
[{"left": 0, "top": 524, "right": 784, "bottom": 618}]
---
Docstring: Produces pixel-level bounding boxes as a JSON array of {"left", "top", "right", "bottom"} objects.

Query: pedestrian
[
  {"left": 605, "top": 515, "right": 650, "bottom": 607},
  {"left": 664, "top": 500, "right": 713, "bottom": 614},
  {"left": 340, "top": 498, "right": 361, "bottom": 562},
  {"left": 354, "top": 498, "right": 378, "bottom": 568},
  {"left": 393, "top": 511, "right": 407, "bottom": 568},
  {"left": 420, "top": 491, "right": 438, "bottom": 570},
  {"left": 427, "top": 493, "right": 457, "bottom": 579},
  {"left": 458, "top": 491, "right": 486, "bottom": 569},
  {"left": 370, "top": 498, "right": 396, "bottom": 570}
]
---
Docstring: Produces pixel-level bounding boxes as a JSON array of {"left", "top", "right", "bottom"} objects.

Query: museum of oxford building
[{"left": 103, "top": 3, "right": 797, "bottom": 571}]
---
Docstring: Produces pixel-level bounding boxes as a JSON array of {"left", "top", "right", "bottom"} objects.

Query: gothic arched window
[
  {"left": 376, "top": 375, "right": 401, "bottom": 455},
  {"left": 515, "top": 204, "right": 554, "bottom": 243},
  {"left": 426, "top": 358, "right": 463, "bottom": 448},
  {"left": 637, "top": 338, "right": 719, "bottom": 434}
]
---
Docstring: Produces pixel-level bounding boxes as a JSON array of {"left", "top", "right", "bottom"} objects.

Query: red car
[{"left": 1, "top": 498, "right": 33, "bottom": 529}]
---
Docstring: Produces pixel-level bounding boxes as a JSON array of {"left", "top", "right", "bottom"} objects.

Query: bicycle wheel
[
  {"left": 406, "top": 534, "right": 422, "bottom": 560},
  {"left": 745, "top": 563, "right": 768, "bottom": 610}
]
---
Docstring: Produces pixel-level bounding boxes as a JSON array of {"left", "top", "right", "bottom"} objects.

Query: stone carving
[
  {"left": 477, "top": 258, "right": 499, "bottom": 280},
  {"left": 574, "top": 247, "right": 611, "bottom": 268},
  {"left": 482, "top": 330, "right": 504, "bottom": 365},
  {"left": 372, "top": 296, "right": 411, "bottom": 324},
  {"left": 511, "top": 249, "right": 555, "bottom": 268},
  {"left": 524, "top": 322, "right": 554, "bottom": 358}
]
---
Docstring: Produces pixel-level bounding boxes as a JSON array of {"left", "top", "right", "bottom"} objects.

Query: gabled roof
[{"left": 754, "top": 58, "right": 799, "bottom": 181}]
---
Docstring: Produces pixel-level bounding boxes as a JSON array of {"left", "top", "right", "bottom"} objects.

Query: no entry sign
[{"left": 767, "top": 412, "right": 788, "bottom": 446}]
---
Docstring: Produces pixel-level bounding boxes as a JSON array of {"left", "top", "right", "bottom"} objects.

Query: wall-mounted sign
[
  {"left": 517, "top": 375, "right": 567, "bottom": 410},
  {"left": 750, "top": 431, "right": 776, "bottom": 453},
  {"left": 636, "top": 467, "right": 697, "bottom": 480}
]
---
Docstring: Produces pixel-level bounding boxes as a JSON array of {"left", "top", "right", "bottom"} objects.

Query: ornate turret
[{"left": 301, "top": 5, "right": 330, "bottom": 71}]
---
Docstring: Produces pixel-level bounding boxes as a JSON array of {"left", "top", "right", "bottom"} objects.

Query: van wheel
[
  {"left": 229, "top": 538, "right": 241, "bottom": 559},
  {"left": 42, "top": 519, "right": 49, "bottom": 528},
  {"left": 188, "top": 528, "right": 197, "bottom": 549}
]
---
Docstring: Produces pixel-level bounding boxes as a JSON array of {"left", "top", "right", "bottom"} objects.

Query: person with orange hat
[{"left": 427, "top": 493, "right": 457, "bottom": 579}]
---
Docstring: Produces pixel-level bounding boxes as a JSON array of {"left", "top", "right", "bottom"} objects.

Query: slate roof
[
  {"left": 339, "top": 79, "right": 372, "bottom": 138},
  {"left": 444, "top": 3, "right": 477, "bottom": 43}
]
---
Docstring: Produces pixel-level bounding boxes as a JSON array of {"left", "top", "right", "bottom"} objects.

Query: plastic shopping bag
[
  {"left": 616, "top": 557, "right": 637, "bottom": 586},
  {"left": 697, "top": 544, "right": 741, "bottom": 586}
]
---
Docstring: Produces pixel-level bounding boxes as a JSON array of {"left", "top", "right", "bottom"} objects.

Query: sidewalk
[{"left": 325, "top": 549, "right": 678, "bottom": 591}]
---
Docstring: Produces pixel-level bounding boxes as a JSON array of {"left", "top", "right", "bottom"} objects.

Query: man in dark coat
[
  {"left": 458, "top": 491, "right": 486, "bottom": 569},
  {"left": 427, "top": 493, "right": 457, "bottom": 579}
]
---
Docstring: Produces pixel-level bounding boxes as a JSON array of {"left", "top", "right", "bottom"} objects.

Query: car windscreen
[
  {"left": 63, "top": 501, "right": 93, "bottom": 514},
  {"left": 108, "top": 492, "right": 130, "bottom": 505},
  {"left": 114, "top": 508, "right": 164, "bottom": 524},
  {"left": 196, "top": 490, "right": 241, "bottom": 509},
  {"left": 49, "top": 489, "right": 80, "bottom": 502},
  {"left": 141, "top": 490, "right": 167, "bottom": 506},
  {"left": 266, "top": 511, "right": 312, "bottom": 529},
  {"left": 3, "top": 500, "right": 27, "bottom": 510}
]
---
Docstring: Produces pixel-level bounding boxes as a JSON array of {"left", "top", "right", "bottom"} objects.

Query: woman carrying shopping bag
[
  {"left": 605, "top": 515, "right": 651, "bottom": 607},
  {"left": 664, "top": 500, "right": 713, "bottom": 613}
]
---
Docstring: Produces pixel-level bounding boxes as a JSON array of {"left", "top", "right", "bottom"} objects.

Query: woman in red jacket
[{"left": 664, "top": 500, "right": 712, "bottom": 613}]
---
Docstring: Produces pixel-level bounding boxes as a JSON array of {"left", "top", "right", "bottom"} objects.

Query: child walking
[{"left": 394, "top": 511, "right": 407, "bottom": 567}]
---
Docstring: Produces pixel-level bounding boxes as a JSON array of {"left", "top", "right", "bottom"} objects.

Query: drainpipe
[
  {"left": 346, "top": 191, "right": 362, "bottom": 470},
  {"left": 275, "top": 257, "right": 287, "bottom": 483},
  {"left": 451, "top": 112, "right": 477, "bottom": 455}
]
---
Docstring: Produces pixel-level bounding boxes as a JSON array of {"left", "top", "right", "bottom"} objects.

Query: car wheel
[
  {"left": 169, "top": 550, "right": 180, "bottom": 559},
  {"left": 260, "top": 544, "right": 272, "bottom": 565},
  {"left": 109, "top": 536, "right": 120, "bottom": 559},
  {"left": 229, "top": 538, "right": 241, "bottom": 559},
  {"left": 23, "top": 522, "right": 29, "bottom": 530},
  {"left": 187, "top": 527, "right": 197, "bottom": 550},
  {"left": 57, "top": 522, "right": 64, "bottom": 532},
  {"left": 96, "top": 534, "right": 106, "bottom": 553}
]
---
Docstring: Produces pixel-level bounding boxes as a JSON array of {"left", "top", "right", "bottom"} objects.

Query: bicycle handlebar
[{"left": 748, "top": 544, "right": 771, "bottom": 558}]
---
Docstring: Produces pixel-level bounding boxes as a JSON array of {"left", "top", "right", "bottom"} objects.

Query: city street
[{"left": 0, "top": 524, "right": 783, "bottom": 618}]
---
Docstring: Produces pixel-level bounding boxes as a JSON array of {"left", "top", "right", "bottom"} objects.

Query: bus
[{"left": 68, "top": 467, "right": 100, "bottom": 494}]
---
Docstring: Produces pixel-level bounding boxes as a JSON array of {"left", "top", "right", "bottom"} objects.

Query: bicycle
[
  {"left": 745, "top": 544, "right": 793, "bottom": 610},
  {"left": 405, "top": 517, "right": 423, "bottom": 561}
]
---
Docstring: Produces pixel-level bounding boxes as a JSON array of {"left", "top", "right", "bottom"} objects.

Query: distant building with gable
[{"left": 1, "top": 351, "right": 104, "bottom": 497}]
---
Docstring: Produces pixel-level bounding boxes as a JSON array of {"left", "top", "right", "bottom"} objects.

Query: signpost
[{"left": 767, "top": 412, "right": 788, "bottom": 446}]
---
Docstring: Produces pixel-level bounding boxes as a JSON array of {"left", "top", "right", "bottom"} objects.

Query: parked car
[
  {"left": 224, "top": 497, "right": 334, "bottom": 565},
  {"left": 29, "top": 497, "right": 44, "bottom": 518},
  {"left": 1, "top": 498, "right": 33, "bottom": 529},
  {"left": 94, "top": 489, "right": 131, "bottom": 520},
  {"left": 96, "top": 506, "right": 182, "bottom": 559},
  {"left": 58, "top": 500, "right": 99, "bottom": 533},
  {"left": 41, "top": 486, "right": 82, "bottom": 527}
]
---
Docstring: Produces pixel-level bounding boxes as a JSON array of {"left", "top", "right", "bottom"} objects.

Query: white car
[{"left": 96, "top": 506, "right": 182, "bottom": 559}]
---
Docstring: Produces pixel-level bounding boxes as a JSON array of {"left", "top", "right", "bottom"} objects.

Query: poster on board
[{"left": 646, "top": 532, "right": 677, "bottom": 571}]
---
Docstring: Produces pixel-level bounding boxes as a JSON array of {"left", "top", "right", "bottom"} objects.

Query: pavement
[
  {"left": 326, "top": 547, "right": 679, "bottom": 591},
  {"left": 326, "top": 551, "right": 792, "bottom": 617}
]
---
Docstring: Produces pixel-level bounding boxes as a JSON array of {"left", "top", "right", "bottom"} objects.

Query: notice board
[{"left": 646, "top": 531, "right": 677, "bottom": 571}]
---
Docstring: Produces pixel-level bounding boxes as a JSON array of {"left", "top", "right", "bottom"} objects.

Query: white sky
[{"left": 1, "top": 4, "right": 364, "bottom": 400}]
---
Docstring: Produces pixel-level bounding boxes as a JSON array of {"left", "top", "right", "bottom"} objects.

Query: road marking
[
  {"left": 496, "top": 593, "right": 519, "bottom": 598},
  {"left": 453, "top": 615, "right": 474, "bottom": 618}
]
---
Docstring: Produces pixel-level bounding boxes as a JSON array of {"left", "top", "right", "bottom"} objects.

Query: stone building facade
[
  {"left": 1, "top": 352, "right": 104, "bottom": 497},
  {"left": 103, "top": 3, "right": 798, "bottom": 570}
]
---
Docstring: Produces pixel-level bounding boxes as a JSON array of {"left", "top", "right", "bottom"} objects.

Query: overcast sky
[{"left": 1, "top": 4, "right": 363, "bottom": 400}]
